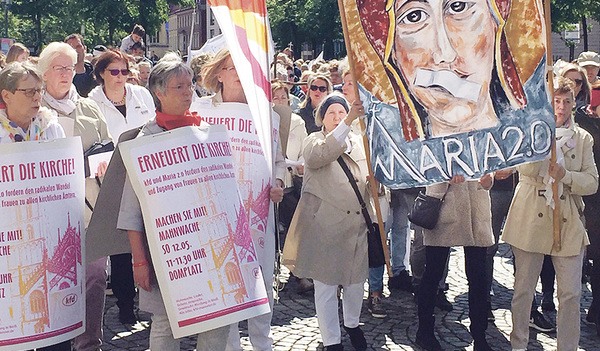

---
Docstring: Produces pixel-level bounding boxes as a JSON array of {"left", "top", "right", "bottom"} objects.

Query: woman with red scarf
[{"left": 117, "top": 54, "right": 229, "bottom": 350}]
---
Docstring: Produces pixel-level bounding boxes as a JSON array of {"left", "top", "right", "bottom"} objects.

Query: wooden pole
[
  {"left": 543, "top": 0, "right": 561, "bottom": 251},
  {"left": 337, "top": 0, "right": 392, "bottom": 276}
]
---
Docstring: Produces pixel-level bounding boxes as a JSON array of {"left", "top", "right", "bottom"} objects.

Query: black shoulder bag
[
  {"left": 408, "top": 191, "right": 446, "bottom": 230},
  {"left": 337, "top": 157, "right": 385, "bottom": 268}
]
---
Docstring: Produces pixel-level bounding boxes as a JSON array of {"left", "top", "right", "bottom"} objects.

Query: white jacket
[{"left": 88, "top": 83, "right": 155, "bottom": 140}]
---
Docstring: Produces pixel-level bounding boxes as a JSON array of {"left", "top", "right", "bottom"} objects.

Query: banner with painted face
[{"left": 342, "top": 0, "right": 554, "bottom": 188}]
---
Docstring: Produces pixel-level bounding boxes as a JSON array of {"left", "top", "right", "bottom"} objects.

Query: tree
[{"left": 267, "top": 0, "right": 343, "bottom": 59}]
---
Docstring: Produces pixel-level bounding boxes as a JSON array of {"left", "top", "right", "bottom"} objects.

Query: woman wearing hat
[{"left": 283, "top": 92, "right": 369, "bottom": 351}]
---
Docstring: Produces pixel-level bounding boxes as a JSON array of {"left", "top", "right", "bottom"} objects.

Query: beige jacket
[
  {"left": 42, "top": 97, "right": 111, "bottom": 225},
  {"left": 282, "top": 131, "right": 370, "bottom": 285},
  {"left": 502, "top": 125, "right": 598, "bottom": 256},
  {"left": 424, "top": 180, "right": 494, "bottom": 247}
]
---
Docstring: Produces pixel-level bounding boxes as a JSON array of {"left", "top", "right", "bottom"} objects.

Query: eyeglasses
[
  {"left": 310, "top": 85, "right": 327, "bottom": 92},
  {"left": 166, "top": 83, "right": 196, "bottom": 92},
  {"left": 288, "top": 73, "right": 295, "bottom": 79},
  {"left": 52, "top": 65, "right": 76, "bottom": 74},
  {"left": 107, "top": 69, "right": 131, "bottom": 76},
  {"left": 15, "top": 87, "right": 43, "bottom": 97}
]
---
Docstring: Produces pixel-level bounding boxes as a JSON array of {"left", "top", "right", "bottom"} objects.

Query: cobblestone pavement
[{"left": 100, "top": 243, "right": 599, "bottom": 350}]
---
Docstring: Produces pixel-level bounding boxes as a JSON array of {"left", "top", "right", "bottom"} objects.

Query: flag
[{"left": 207, "top": 0, "right": 274, "bottom": 173}]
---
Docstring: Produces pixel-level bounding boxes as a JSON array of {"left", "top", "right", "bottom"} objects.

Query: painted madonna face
[{"left": 392, "top": 0, "right": 499, "bottom": 137}]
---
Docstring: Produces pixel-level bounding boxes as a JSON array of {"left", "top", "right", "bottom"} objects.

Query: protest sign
[
  {"left": 119, "top": 124, "right": 269, "bottom": 338},
  {"left": 0, "top": 138, "right": 85, "bottom": 350},
  {"left": 341, "top": 0, "right": 554, "bottom": 188},
  {"left": 190, "top": 101, "right": 279, "bottom": 273}
]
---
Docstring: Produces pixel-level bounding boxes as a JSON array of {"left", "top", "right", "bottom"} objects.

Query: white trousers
[
  {"left": 314, "top": 279, "right": 364, "bottom": 346},
  {"left": 149, "top": 312, "right": 229, "bottom": 351},
  {"left": 511, "top": 246, "right": 584, "bottom": 351}
]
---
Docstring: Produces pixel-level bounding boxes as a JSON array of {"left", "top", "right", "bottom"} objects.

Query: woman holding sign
[
  {"left": 0, "top": 63, "right": 71, "bottom": 351},
  {"left": 38, "top": 41, "right": 113, "bottom": 351},
  {"left": 117, "top": 53, "right": 229, "bottom": 351},
  {"left": 283, "top": 92, "right": 369, "bottom": 351},
  {"left": 503, "top": 77, "right": 599, "bottom": 350}
]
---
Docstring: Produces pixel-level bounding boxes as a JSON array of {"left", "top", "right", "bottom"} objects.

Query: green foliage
[
  {"left": 268, "top": 0, "right": 343, "bottom": 59},
  {"left": 3, "top": 0, "right": 193, "bottom": 54}
]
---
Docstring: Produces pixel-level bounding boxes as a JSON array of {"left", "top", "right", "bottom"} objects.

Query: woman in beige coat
[
  {"left": 503, "top": 77, "right": 599, "bottom": 351},
  {"left": 416, "top": 174, "right": 494, "bottom": 351},
  {"left": 283, "top": 93, "right": 367, "bottom": 351}
]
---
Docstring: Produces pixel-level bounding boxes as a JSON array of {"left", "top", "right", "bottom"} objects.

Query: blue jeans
[{"left": 368, "top": 191, "right": 414, "bottom": 293}]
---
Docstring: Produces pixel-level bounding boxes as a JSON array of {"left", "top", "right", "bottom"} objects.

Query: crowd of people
[{"left": 1, "top": 22, "right": 600, "bottom": 351}]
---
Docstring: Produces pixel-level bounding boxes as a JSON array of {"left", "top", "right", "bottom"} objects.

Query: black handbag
[
  {"left": 337, "top": 157, "right": 386, "bottom": 268},
  {"left": 408, "top": 191, "right": 445, "bottom": 230}
]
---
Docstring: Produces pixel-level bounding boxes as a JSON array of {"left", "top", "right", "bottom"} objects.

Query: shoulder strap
[{"left": 337, "top": 156, "right": 373, "bottom": 228}]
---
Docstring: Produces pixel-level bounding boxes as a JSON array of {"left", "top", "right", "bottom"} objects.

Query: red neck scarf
[{"left": 156, "top": 110, "right": 202, "bottom": 130}]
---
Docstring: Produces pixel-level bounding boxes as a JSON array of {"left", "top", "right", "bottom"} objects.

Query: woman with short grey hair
[
  {"left": 0, "top": 61, "right": 64, "bottom": 143},
  {"left": 147, "top": 53, "right": 194, "bottom": 112},
  {"left": 117, "top": 53, "right": 229, "bottom": 351}
]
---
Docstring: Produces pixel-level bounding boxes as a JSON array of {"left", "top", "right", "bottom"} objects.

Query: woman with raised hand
[{"left": 283, "top": 92, "right": 369, "bottom": 351}]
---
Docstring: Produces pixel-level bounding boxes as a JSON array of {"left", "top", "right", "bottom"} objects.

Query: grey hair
[
  {"left": 0, "top": 62, "right": 42, "bottom": 104},
  {"left": 148, "top": 53, "right": 193, "bottom": 111},
  {"left": 38, "top": 42, "right": 77, "bottom": 76}
]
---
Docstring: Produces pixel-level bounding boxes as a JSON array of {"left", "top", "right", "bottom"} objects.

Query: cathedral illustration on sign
[{"left": 5, "top": 199, "right": 81, "bottom": 335}]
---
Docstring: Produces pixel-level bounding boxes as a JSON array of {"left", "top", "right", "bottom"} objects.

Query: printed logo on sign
[
  {"left": 62, "top": 293, "right": 78, "bottom": 306},
  {"left": 258, "top": 237, "right": 264, "bottom": 248},
  {"left": 253, "top": 267, "right": 261, "bottom": 279}
]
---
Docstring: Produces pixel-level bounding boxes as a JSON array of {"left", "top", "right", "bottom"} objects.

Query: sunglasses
[
  {"left": 107, "top": 69, "right": 131, "bottom": 76},
  {"left": 310, "top": 85, "right": 327, "bottom": 92},
  {"left": 573, "top": 79, "right": 583, "bottom": 86}
]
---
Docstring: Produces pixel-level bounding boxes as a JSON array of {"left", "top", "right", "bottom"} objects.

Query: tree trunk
[
  {"left": 109, "top": 22, "right": 114, "bottom": 46},
  {"left": 582, "top": 15, "right": 588, "bottom": 51},
  {"left": 35, "top": 12, "right": 42, "bottom": 54}
]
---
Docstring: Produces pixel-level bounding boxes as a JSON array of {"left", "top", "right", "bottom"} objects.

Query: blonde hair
[
  {"left": 200, "top": 48, "right": 231, "bottom": 94},
  {"left": 6, "top": 43, "right": 29, "bottom": 63},
  {"left": 299, "top": 73, "right": 332, "bottom": 109},
  {"left": 560, "top": 63, "right": 591, "bottom": 104}
]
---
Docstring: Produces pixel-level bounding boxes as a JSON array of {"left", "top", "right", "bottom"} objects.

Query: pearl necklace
[{"left": 106, "top": 88, "right": 126, "bottom": 106}]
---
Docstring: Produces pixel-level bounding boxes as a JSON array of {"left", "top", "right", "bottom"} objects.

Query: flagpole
[
  {"left": 187, "top": 3, "right": 196, "bottom": 66},
  {"left": 337, "top": 0, "right": 392, "bottom": 276},
  {"left": 543, "top": 0, "right": 560, "bottom": 251}
]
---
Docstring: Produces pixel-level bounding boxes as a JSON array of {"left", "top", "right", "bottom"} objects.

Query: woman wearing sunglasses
[
  {"left": 89, "top": 48, "right": 155, "bottom": 330},
  {"left": 89, "top": 49, "right": 155, "bottom": 140},
  {"left": 297, "top": 73, "right": 332, "bottom": 134},
  {"left": 0, "top": 61, "right": 64, "bottom": 143}
]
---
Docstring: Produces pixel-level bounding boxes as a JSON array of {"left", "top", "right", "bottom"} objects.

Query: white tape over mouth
[{"left": 414, "top": 69, "right": 482, "bottom": 103}]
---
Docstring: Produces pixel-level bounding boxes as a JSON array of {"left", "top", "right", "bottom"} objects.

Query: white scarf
[
  {"left": 540, "top": 124, "right": 575, "bottom": 208},
  {"left": 42, "top": 85, "right": 79, "bottom": 116}
]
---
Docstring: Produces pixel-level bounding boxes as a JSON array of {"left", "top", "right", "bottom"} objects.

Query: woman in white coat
[
  {"left": 88, "top": 49, "right": 155, "bottom": 140},
  {"left": 88, "top": 48, "right": 155, "bottom": 325}
]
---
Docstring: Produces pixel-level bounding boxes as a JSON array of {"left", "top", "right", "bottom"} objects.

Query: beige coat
[
  {"left": 273, "top": 105, "right": 307, "bottom": 187},
  {"left": 282, "top": 131, "right": 370, "bottom": 285},
  {"left": 423, "top": 180, "right": 494, "bottom": 247},
  {"left": 502, "top": 125, "right": 598, "bottom": 256},
  {"left": 42, "top": 97, "right": 111, "bottom": 225}
]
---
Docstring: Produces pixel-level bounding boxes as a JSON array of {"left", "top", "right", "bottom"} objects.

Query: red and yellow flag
[{"left": 208, "top": 0, "right": 274, "bottom": 172}]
